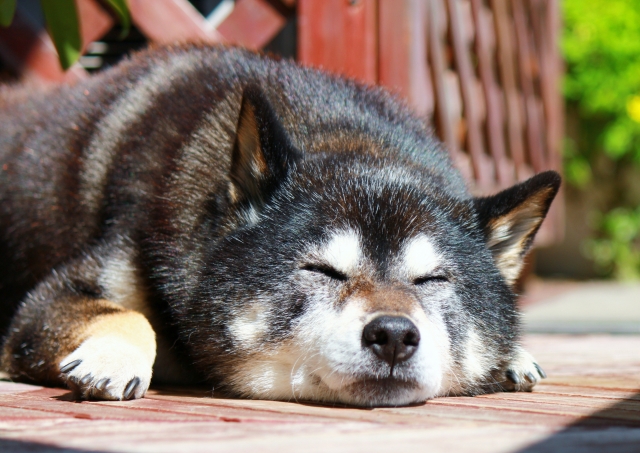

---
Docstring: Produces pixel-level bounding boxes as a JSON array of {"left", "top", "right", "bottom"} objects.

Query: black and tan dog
[{"left": 0, "top": 45, "right": 559, "bottom": 406}]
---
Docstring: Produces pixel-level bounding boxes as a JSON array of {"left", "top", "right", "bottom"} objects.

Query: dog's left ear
[
  {"left": 229, "top": 84, "right": 301, "bottom": 207},
  {"left": 474, "top": 171, "right": 561, "bottom": 287}
]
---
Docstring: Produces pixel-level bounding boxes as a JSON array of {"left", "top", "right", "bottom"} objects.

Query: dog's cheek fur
[
  {"left": 214, "top": 297, "right": 317, "bottom": 400},
  {"left": 223, "top": 298, "right": 357, "bottom": 402},
  {"left": 404, "top": 217, "right": 520, "bottom": 397},
  {"left": 227, "top": 302, "right": 271, "bottom": 350},
  {"left": 175, "top": 230, "right": 305, "bottom": 396}
]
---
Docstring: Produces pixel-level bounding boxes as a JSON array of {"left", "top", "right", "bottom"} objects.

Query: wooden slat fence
[{"left": 0, "top": 0, "right": 563, "bottom": 243}]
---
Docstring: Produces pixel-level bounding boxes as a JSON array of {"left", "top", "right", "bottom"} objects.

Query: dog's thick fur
[{"left": 0, "top": 45, "right": 559, "bottom": 406}]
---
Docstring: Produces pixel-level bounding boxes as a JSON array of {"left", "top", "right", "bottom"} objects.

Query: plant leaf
[
  {"left": 0, "top": 0, "right": 16, "bottom": 27},
  {"left": 102, "top": 0, "right": 130, "bottom": 37},
  {"left": 40, "top": 0, "right": 82, "bottom": 70}
]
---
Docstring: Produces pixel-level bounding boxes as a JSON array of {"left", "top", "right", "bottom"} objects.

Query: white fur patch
[
  {"left": 408, "top": 307, "right": 450, "bottom": 396},
  {"left": 229, "top": 304, "right": 268, "bottom": 349},
  {"left": 231, "top": 347, "right": 312, "bottom": 400},
  {"left": 59, "top": 335, "right": 154, "bottom": 400},
  {"left": 319, "top": 229, "right": 362, "bottom": 274},
  {"left": 307, "top": 299, "right": 369, "bottom": 391},
  {"left": 462, "top": 328, "right": 492, "bottom": 381},
  {"left": 402, "top": 234, "right": 442, "bottom": 279},
  {"left": 240, "top": 205, "right": 261, "bottom": 226},
  {"left": 230, "top": 301, "right": 368, "bottom": 402}
]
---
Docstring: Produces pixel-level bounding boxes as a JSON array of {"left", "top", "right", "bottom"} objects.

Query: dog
[{"left": 0, "top": 44, "right": 559, "bottom": 406}]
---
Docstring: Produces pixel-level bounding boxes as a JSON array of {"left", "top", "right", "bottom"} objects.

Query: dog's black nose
[{"left": 362, "top": 316, "right": 420, "bottom": 368}]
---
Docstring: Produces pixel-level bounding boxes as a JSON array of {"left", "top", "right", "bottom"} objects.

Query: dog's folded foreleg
[{"left": 1, "top": 247, "right": 156, "bottom": 400}]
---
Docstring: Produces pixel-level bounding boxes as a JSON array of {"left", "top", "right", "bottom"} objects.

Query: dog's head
[{"left": 189, "top": 85, "right": 560, "bottom": 406}]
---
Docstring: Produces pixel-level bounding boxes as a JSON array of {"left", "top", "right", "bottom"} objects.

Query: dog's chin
[
  {"left": 227, "top": 357, "right": 440, "bottom": 407},
  {"left": 317, "top": 375, "right": 437, "bottom": 407}
]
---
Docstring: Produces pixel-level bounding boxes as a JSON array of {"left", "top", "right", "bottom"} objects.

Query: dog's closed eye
[
  {"left": 413, "top": 275, "right": 449, "bottom": 285},
  {"left": 301, "top": 264, "right": 348, "bottom": 282}
]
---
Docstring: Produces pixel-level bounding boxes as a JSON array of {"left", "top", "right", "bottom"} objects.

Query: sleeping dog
[{"left": 0, "top": 45, "right": 558, "bottom": 406}]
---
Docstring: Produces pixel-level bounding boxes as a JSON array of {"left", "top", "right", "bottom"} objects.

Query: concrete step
[{"left": 522, "top": 281, "right": 640, "bottom": 334}]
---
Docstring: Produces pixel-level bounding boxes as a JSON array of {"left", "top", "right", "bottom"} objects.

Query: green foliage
[
  {"left": 40, "top": 0, "right": 82, "bottom": 70},
  {"left": 0, "top": 0, "right": 16, "bottom": 27},
  {"left": 0, "top": 0, "right": 130, "bottom": 70},
  {"left": 563, "top": 0, "right": 640, "bottom": 165},
  {"left": 563, "top": 0, "right": 640, "bottom": 279},
  {"left": 584, "top": 208, "right": 640, "bottom": 280},
  {"left": 102, "top": 0, "right": 130, "bottom": 38},
  {"left": 563, "top": 137, "right": 591, "bottom": 188}
]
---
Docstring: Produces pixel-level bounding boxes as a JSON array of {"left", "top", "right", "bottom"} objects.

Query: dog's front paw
[
  {"left": 500, "top": 347, "right": 546, "bottom": 392},
  {"left": 59, "top": 335, "right": 153, "bottom": 400}
]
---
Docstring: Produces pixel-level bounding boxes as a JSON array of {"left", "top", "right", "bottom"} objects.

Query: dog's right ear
[{"left": 229, "top": 84, "right": 300, "bottom": 208}]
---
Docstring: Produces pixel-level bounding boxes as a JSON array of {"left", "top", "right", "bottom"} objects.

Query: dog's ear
[
  {"left": 474, "top": 171, "right": 561, "bottom": 287},
  {"left": 229, "top": 84, "right": 300, "bottom": 207}
]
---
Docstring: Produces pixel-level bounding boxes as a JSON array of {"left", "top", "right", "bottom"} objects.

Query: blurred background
[{"left": 1, "top": 0, "right": 639, "bottom": 284}]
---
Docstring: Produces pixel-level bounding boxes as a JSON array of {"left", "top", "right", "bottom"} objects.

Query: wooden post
[
  {"left": 298, "top": 0, "right": 378, "bottom": 84},
  {"left": 377, "top": 0, "right": 433, "bottom": 117}
]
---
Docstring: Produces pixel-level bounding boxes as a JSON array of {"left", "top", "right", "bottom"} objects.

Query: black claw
[
  {"left": 80, "top": 374, "right": 93, "bottom": 385},
  {"left": 505, "top": 370, "right": 520, "bottom": 384},
  {"left": 60, "top": 359, "right": 82, "bottom": 373},
  {"left": 66, "top": 378, "right": 80, "bottom": 393},
  {"left": 96, "top": 378, "right": 110, "bottom": 391},
  {"left": 524, "top": 372, "right": 536, "bottom": 383},
  {"left": 534, "top": 362, "right": 547, "bottom": 379},
  {"left": 123, "top": 377, "right": 140, "bottom": 400}
]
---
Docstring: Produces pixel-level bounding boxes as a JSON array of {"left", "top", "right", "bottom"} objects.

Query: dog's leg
[
  {"left": 1, "top": 247, "right": 156, "bottom": 400},
  {"left": 58, "top": 307, "right": 155, "bottom": 400},
  {"left": 498, "top": 346, "right": 547, "bottom": 392}
]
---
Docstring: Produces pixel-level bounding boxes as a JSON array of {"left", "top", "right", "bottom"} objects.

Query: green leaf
[
  {"left": 602, "top": 120, "right": 635, "bottom": 159},
  {"left": 40, "top": 0, "right": 82, "bottom": 70},
  {"left": 0, "top": 0, "right": 16, "bottom": 27},
  {"left": 585, "top": 206, "right": 640, "bottom": 279},
  {"left": 102, "top": 0, "right": 130, "bottom": 38},
  {"left": 565, "top": 158, "right": 592, "bottom": 188}
]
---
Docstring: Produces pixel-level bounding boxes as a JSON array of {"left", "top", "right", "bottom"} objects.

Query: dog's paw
[
  {"left": 500, "top": 347, "right": 547, "bottom": 392},
  {"left": 59, "top": 335, "right": 153, "bottom": 401}
]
